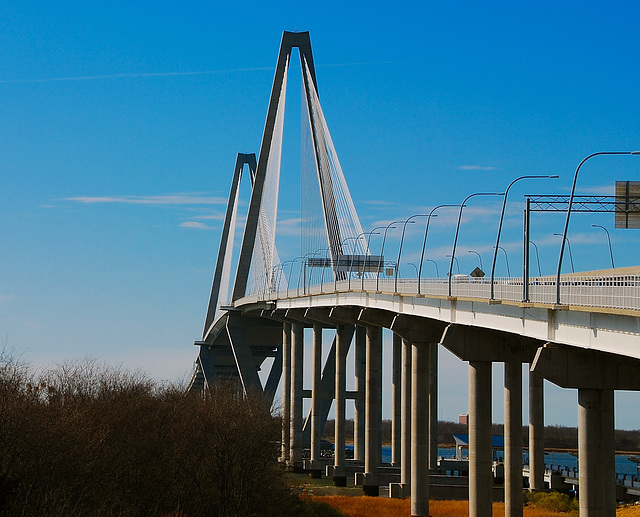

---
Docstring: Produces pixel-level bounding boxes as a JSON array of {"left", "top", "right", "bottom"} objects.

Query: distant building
[{"left": 458, "top": 413, "right": 469, "bottom": 425}]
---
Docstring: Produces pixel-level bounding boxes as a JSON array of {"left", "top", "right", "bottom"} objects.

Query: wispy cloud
[
  {"left": 457, "top": 165, "right": 499, "bottom": 171},
  {"left": 180, "top": 221, "right": 212, "bottom": 230},
  {"left": 65, "top": 194, "right": 227, "bottom": 206},
  {"left": 1, "top": 62, "right": 391, "bottom": 85}
]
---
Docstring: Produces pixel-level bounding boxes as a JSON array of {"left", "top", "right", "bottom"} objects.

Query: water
[{"left": 348, "top": 445, "right": 640, "bottom": 478}]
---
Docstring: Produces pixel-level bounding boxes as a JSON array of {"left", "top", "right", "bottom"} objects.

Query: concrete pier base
[
  {"left": 411, "top": 342, "right": 430, "bottom": 517},
  {"left": 504, "top": 361, "right": 523, "bottom": 517},
  {"left": 289, "top": 322, "right": 304, "bottom": 471},
  {"left": 469, "top": 360, "right": 492, "bottom": 517},
  {"left": 528, "top": 369, "right": 544, "bottom": 491}
]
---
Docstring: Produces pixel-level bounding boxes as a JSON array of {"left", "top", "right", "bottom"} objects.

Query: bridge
[{"left": 187, "top": 31, "right": 640, "bottom": 517}]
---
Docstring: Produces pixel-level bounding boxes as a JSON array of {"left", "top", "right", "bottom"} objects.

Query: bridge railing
[{"left": 249, "top": 274, "right": 640, "bottom": 312}]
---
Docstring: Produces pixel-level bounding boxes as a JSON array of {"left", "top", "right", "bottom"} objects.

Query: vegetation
[
  {"left": 0, "top": 350, "right": 311, "bottom": 517},
  {"left": 312, "top": 495, "right": 581, "bottom": 517}
]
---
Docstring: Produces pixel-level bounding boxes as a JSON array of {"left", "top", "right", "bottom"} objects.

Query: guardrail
[{"left": 246, "top": 274, "right": 640, "bottom": 312}]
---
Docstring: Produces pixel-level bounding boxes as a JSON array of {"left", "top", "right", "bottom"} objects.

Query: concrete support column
[
  {"left": 289, "top": 322, "right": 304, "bottom": 471},
  {"left": 390, "top": 336, "right": 413, "bottom": 499},
  {"left": 354, "top": 325, "right": 366, "bottom": 461},
  {"left": 578, "top": 388, "right": 609, "bottom": 517},
  {"left": 528, "top": 369, "right": 544, "bottom": 491},
  {"left": 504, "top": 361, "right": 523, "bottom": 517},
  {"left": 281, "top": 322, "right": 291, "bottom": 463},
  {"left": 363, "top": 325, "right": 380, "bottom": 496},
  {"left": 411, "top": 342, "right": 430, "bottom": 517},
  {"left": 603, "top": 390, "right": 615, "bottom": 517},
  {"left": 334, "top": 324, "right": 347, "bottom": 486},
  {"left": 429, "top": 343, "right": 438, "bottom": 470},
  {"left": 309, "top": 323, "right": 322, "bottom": 477},
  {"left": 392, "top": 332, "right": 402, "bottom": 466},
  {"left": 469, "top": 360, "right": 493, "bottom": 517}
]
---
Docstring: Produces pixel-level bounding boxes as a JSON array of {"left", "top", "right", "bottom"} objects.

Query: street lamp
[
  {"left": 425, "top": 259, "right": 439, "bottom": 278},
  {"left": 448, "top": 192, "right": 503, "bottom": 297},
  {"left": 377, "top": 221, "right": 403, "bottom": 291},
  {"left": 394, "top": 216, "right": 421, "bottom": 291},
  {"left": 556, "top": 151, "right": 640, "bottom": 304},
  {"left": 362, "top": 227, "right": 384, "bottom": 290},
  {"left": 407, "top": 262, "right": 419, "bottom": 277},
  {"left": 495, "top": 246, "right": 511, "bottom": 277},
  {"left": 446, "top": 255, "right": 460, "bottom": 274},
  {"left": 530, "top": 240, "right": 542, "bottom": 277},
  {"left": 490, "top": 174, "right": 558, "bottom": 300},
  {"left": 417, "top": 204, "right": 458, "bottom": 294},
  {"left": 468, "top": 250, "right": 483, "bottom": 271},
  {"left": 336, "top": 236, "right": 358, "bottom": 291},
  {"left": 592, "top": 224, "right": 615, "bottom": 269},
  {"left": 554, "top": 234, "right": 574, "bottom": 273}
]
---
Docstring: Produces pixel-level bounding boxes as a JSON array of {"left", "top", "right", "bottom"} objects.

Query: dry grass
[
  {"left": 312, "top": 496, "right": 584, "bottom": 517},
  {"left": 618, "top": 505, "right": 640, "bottom": 517}
]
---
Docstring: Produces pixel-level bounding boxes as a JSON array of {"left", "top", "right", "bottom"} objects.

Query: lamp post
[
  {"left": 417, "top": 204, "right": 458, "bottom": 294},
  {"left": 394, "top": 216, "right": 421, "bottom": 291},
  {"left": 468, "top": 250, "right": 483, "bottom": 271},
  {"left": 592, "top": 224, "right": 615, "bottom": 269},
  {"left": 377, "top": 221, "right": 403, "bottom": 291},
  {"left": 336, "top": 237, "right": 358, "bottom": 291},
  {"left": 448, "top": 192, "right": 503, "bottom": 297},
  {"left": 554, "top": 234, "right": 574, "bottom": 273},
  {"left": 530, "top": 240, "right": 542, "bottom": 277},
  {"left": 490, "top": 174, "right": 558, "bottom": 300},
  {"left": 319, "top": 248, "right": 331, "bottom": 292},
  {"left": 349, "top": 231, "right": 373, "bottom": 289},
  {"left": 446, "top": 255, "right": 460, "bottom": 274},
  {"left": 407, "top": 262, "right": 419, "bottom": 278},
  {"left": 299, "top": 252, "right": 315, "bottom": 295},
  {"left": 556, "top": 151, "right": 640, "bottom": 304},
  {"left": 495, "top": 246, "right": 511, "bottom": 277},
  {"left": 362, "top": 227, "right": 384, "bottom": 290},
  {"left": 286, "top": 258, "right": 300, "bottom": 290},
  {"left": 425, "top": 259, "right": 439, "bottom": 278}
]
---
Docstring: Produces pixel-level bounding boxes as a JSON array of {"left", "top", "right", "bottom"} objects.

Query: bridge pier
[
  {"left": 289, "top": 321, "right": 304, "bottom": 471},
  {"left": 280, "top": 322, "right": 291, "bottom": 464},
  {"left": 429, "top": 343, "right": 438, "bottom": 471},
  {"left": 528, "top": 369, "right": 545, "bottom": 491},
  {"left": 333, "top": 324, "right": 348, "bottom": 486},
  {"left": 309, "top": 323, "right": 323, "bottom": 477},
  {"left": 469, "top": 360, "right": 493, "bottom": 517},
  {"left": 354, "top": 325, "right": 366, "bottom": 462},
  {"left": 411, "top": 342, "right": 431, "bottom": 517},
  {"left": 363, "top": 325, "right": 382, "bottom": 496},
  {"left": 392, "top": 332, "right": 402, "bottom": 467},
  {"left": 532, "top": 343, "right": 640, "bottom": 517},
  {"left": 390, "top": 336, "right": 412, "bottom": 499},
  {"left": 504, "top": 360, "right": 523, "bottom": 516}
]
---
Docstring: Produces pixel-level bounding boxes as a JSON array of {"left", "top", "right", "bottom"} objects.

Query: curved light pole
[
  {"left": 446, "top": 255, "right": 460, "bottom": 274},
  {"left": 349, "top": 232, "right": 372, "bottom": 290},
  {"left": 418, "top": 204, "right": 458, "bottom": 294},
  {"left": 298, "top": 252, "right": 315, "bottom": 295},
  {"left": 489, "top": 174, "right": 558, "bottom": 300},
  {"left": 376, "top": 221, "right": 403, "bottom": 291},
  {"left": 530, "top": 240, "right": 542, "bottom": 277},
  {"left": 335, "top": 236, "right": 357, "bottom": 291},
  {"left": 362, "top": 227, "right": 385, "bottom": 290},
  {"left": 468, "top": 250, "right": 483, "bottom": 270},
  {"left": 407, "top": 262, "right": 419, "bottom": 278},
  {"left": 554, "top": 234, "right": 574, "bottom": 273},
  {"left": 556, "top": 151, "right": 640, "bottom": 304},
  {"left": 425, "top": 259, "right": 439, "bottom": 278},
  {"left": 308, "top": 247, "right": 327, "bottom": 291},
  {"left": 448, "top": 192, "right": 503, "bottom": 297},
  {"left": 287, "top": 257, "right": 302, "bottom": 291},
  {"left": 319, "top": 248, "right": 332, "bottom": 291},
  {"left": 592, "top": 224, "right": 615, "bottom": 269},
  {"left": 394, "top": 216, "right": 421, "bottom": 291},
  {"left": 495, "top": 246, "right": 511, "bottom": 277}
]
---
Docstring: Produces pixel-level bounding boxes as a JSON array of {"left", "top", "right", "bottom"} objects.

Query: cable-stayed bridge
[{"left": 188, "top": 31, "right": 640, "bottom": 517}]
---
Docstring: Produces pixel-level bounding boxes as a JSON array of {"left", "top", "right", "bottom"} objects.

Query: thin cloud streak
[
  {"left": 1, "top": 62, "right": 391, "bottom": 84},
  {"left": 65, "top": 194, "right": 227, "bottom": 206},
  {"left": 457, "top": 165, "right": 499, "bottom": 171}
]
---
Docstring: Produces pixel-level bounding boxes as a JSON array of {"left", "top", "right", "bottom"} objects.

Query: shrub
[{"left": 526, "top": 491, "right": 578, "bottom": 513}]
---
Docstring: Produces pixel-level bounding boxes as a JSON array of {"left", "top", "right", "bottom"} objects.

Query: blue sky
[{"left": 2, "top": 1, "right": 640, "bottom": 428}]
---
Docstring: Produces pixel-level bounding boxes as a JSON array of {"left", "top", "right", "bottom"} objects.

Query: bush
[
  {"left": 525, "top": 491, "right": 578, "bottom": 513},
  {"left": 0, "top": 354, "right": 294, "bottom": 516}
]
